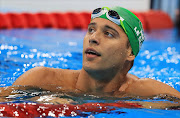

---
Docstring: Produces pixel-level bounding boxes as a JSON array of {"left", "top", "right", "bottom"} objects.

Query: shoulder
[
  {"left": 118, "top": 73, "right": 139, "bottom": 92},
  {"left": 13, "top": 67, "right": 56, "bottom": 86},
  {"left": 13, "top": 67, "right": 80, "bottom": 89},
  {"left": 124, "top": 75, "right": 180, "bottom": 98}
]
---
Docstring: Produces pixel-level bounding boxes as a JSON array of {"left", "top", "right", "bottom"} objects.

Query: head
[{"left": 82, "top": 6, "right": 145, "bottom": 74}]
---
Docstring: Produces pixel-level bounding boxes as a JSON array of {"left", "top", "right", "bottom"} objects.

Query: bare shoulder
[
  {"left": 13, "top": 66, "right": 50, "bottom": 86},
  {"left": 118, "top": 73, "right": 139, "bottom": 92},
  {"left": 124, "top": 74, "right": 180, "bottom": 98},
  {"left": 13, "top": 67, "right": 80, "bottom": 90}
]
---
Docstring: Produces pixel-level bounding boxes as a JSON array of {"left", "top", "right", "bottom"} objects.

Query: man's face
[{"left": 83, "top": 18, "right": 131, "bottom": 72}]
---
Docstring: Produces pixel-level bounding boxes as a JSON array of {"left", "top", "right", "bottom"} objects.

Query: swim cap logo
[{"left": 134, "top": 26, "right": 145, "bottom": 50}]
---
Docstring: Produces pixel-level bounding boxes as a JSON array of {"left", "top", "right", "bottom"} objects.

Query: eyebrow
[
  {"left": 104, "top": 25, "right": 119, "bottom": 36},
  {"left": 88, "top": 22, "right": 96, "bottom": 27}
]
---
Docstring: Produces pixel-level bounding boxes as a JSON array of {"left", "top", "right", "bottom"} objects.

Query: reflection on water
[{"left": 0, "top": 86, "right": 179, "bottom": 117}]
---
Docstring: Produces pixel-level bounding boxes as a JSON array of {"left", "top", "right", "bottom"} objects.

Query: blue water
[{"left": 0, "top": 29, "right": 180, "bottom": 117}]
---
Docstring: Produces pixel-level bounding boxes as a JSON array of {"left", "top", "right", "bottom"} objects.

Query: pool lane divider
[
  {"left": 0, "top": 10, "right": 173, "bottom": 31},
  {"left": 0, "top": 101, "right": 142, "bottom": 117}
]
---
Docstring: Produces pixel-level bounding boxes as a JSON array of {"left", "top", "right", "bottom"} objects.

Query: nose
[
  {"left": 89, "top": 39, "right": 99, "bottom": 45},
  {"left": 89, "top": 31, "right": 100, "bottom": 45}
]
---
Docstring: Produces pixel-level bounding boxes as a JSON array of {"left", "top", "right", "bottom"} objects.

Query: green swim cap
[{"left": 91, "top": 6, "right": 145, "bottom": 56}]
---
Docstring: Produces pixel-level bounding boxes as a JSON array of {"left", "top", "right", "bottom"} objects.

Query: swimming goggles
[{"left": 91, "top": 7, "right": 128, "bottom": 34}]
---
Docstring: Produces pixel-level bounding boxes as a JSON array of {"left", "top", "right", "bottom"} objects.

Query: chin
[
  {"left": 83, "top": 63, "right": 108, "bottom": 74},
  {"left": 83, "top": 63, "right": 99, "bottom": 72}
]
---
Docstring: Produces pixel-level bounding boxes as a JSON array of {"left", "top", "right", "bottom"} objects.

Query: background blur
[
  {"left": 0, "top": 0, "right": 151, "bottom": 12},
  {"left": 0, "top": 0, "right": 179, "bottom": 23}
]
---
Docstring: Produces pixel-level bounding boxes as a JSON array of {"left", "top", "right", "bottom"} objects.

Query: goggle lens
[
  {"left": 92, "top": 8, "right": 102, "bottom": 14},
  {"left": 108, "top": 10, "right": 120, "bottom": 19}
]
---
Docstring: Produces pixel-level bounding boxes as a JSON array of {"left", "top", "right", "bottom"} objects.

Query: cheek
[
  {"left": 83, "top": 34, "right": 89, "bottom": 47},
  {"left": 112, "top": 47, "right": 124, "bottom": 58},
  {"left": 104, "top": 42, "right": 128, "bottom": 61}
]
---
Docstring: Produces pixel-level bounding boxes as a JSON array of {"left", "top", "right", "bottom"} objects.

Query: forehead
[{"left": 90, "top": 18, "right": 125, "bottom": 34}]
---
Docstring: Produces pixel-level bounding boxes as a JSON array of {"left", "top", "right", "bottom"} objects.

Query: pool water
[{"left": 0, "top": 29, "right": 180, "bottom": 117}]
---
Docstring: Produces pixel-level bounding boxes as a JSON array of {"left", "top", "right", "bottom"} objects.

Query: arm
[
  {"left": 126, "top": 78, "right": 180, "bottom": 98},
  {"left": 126, "top": 101, "right": 180, "bottom": 109}
]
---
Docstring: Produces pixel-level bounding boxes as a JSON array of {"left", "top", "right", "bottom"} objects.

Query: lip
[{"left": 85, "top": 48, "right": 101, "bottom": 58}]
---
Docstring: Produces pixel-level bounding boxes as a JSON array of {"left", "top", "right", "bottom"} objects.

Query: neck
[{"left": 75, "top": 67, "right": 128, "bottom": 93}]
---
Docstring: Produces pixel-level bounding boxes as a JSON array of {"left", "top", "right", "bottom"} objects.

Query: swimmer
[{"left": 13, "top": 6, "right": 180, "bottom": 98}]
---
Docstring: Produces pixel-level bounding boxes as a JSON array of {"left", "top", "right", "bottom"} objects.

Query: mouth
[{"left": 85, "top": 48, "right": 101, "bottom": 56}]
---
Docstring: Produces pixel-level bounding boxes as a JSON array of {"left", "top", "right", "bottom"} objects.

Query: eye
[
  {"left": 88, "top": 27, "right": 95, "bottom": 33},
  {"left": 105, "top": 31, "right": 114, "bottom": 38}
]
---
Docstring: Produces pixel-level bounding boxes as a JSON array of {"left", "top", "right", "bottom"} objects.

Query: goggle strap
[
  {"left": 120, "top": 20, "right": 128, "bottom": 34},
  {"left": 102, "top": 7, "right": 110, "bottom": 11}
]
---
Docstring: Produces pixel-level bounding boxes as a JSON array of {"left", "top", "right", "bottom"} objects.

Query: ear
[{"left": 126, "top": 48, "right": 135, "bottom": 61}]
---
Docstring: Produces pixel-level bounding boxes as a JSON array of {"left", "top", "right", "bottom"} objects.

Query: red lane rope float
[
  {"left": 0, "top": 13, "right": 12, "bottom": 29},
  {"left": 6, "top": 13, "right": 27, "bottom": 28},
  {"left": 65, "top": 12, "right": 91, "bottom": 29},
  {"left": 36, "top": 13, "right": 57, "bottom": 28},
  {"left": 79, "top": 12, "right": 91, "bottom": 29},
  {"left": 0, "top": 101, "right": 142, "bottom": 117},
  {"left": 21, "top": 13, "right": 42, "bottom": 28},
  {"left": 50, "top": 12, "right": 73, "bottom": 29},
  {"left": 66, "top": 12, "right": 84, "bottom": 29},
  {"left": 142, "top": 10, "right": 173, "bottom": 30},
  {"left": 0, "top": 10, "right": 173, "bottom": 31}
]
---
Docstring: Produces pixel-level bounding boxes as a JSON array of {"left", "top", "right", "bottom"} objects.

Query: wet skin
[{"left": 12, "top": 18, "right": 180, "bottom": 99}]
